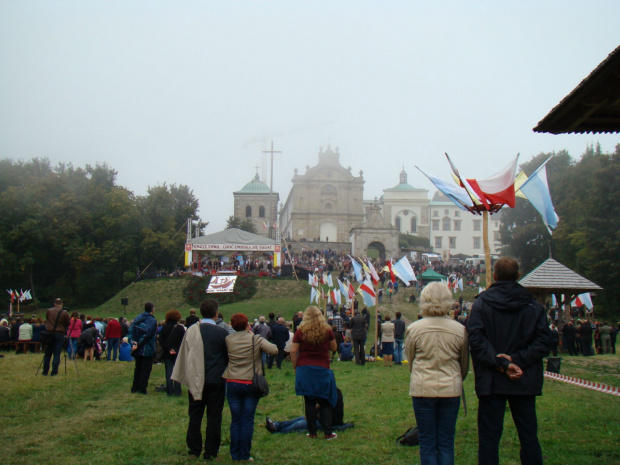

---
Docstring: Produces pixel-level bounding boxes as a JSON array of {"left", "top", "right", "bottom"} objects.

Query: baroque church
[{"left": 233, "top": 146, "right": 501, "bottom": 259}]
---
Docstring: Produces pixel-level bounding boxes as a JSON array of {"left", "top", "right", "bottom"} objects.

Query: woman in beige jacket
[
  {"left": 405, "top": 282, "right": 469, "bottom": 465},
  {"left": 222, "top": 313, "right": 277, "bottom": 462}
]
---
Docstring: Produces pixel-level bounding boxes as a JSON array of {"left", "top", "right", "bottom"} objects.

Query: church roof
[
  {"left": 519, "top": 258, "right": 602, "bottom": 294},
  {"left": 385, "top": 182, "right": 424, "bottom": 192},
  {"left": 235, "top": 174, "right": 273, "bottom": 194}
]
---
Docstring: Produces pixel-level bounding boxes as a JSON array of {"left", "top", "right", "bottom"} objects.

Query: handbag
[
  {"left": 251, "top": 335, "right": 269, "bottom": 397},
  {"left": 395, "top": 426, "right": 419, "bottom": 446}
]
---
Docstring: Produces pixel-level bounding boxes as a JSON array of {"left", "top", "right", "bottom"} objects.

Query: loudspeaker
[{"left": 121, "top": 298, "right": 129, "bottom": 306}]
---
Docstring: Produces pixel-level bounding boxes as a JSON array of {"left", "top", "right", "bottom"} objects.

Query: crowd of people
[{"left": 5, "top": 254, "right": 617, "bottom": 464}]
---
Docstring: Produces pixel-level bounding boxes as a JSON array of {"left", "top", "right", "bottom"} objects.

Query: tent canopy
[
  {"left": 187, "top": 228, "right": 278, "bottom": 252},
  {"left": 420, "top": 269, "right": 447, "bottom": 281}
]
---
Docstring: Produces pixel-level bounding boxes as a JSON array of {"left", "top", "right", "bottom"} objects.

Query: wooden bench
[{"left": 15, "top": 341, "right": 42, "bottom": 353}]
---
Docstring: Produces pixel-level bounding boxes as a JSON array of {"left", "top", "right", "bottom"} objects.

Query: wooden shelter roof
[
  {"left": 533, "top": 45, "right": 620, "bottom": 134},
  {"left": 519, "top": 258, "right": 602, "bottom": 295}
]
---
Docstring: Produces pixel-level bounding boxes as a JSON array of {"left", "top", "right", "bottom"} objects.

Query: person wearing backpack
[{"left": 128, "top": 302, "right": 158, "bottom": 394}]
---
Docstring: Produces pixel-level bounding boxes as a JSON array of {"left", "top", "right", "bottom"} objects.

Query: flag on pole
[
  {"left": 308, "top": 273, "right": 314, "bottom": 286},
  {"left": 310, "top": 287, "right": 318, "bottom": 304},
  {"left": 384, "top": 261, "right": 396, "bottom": 284},
  {"left": 347, "top": 281, "right": 356, "bottom": 299},
  {"left": 326, "top": 273, "right": 333, "bottom": 288},
  {"left": 366, "top": 260, "right": 380, "bottom": 285},
  {"left": 331, "top": 289, "right": 341, "bottom": 306},
  {"left": 392, "top": 256, "right": 417, "bottom": 286},
  {"left": 358, "top": 279, "right": 377, "bottom": 307},
  {"left": 417, "top": 167, "right": 475, "bottom": 211},
  {"left": 572, "top": 293, "right": 593, "bottom": 310},
  {"left": 517, "top": 157, "right": 559, "bottom": 234},
  {"left": 320, "top": 274, "right": 327, "bottom": 285},
  {"left": 457, "top": 278, "right": 463, "bottom": 292},
  {"left": 466, "top": 154, "right": 519, "bottom": 209},
  {"left": 349, "top": 256, "right": 363, "bottom": 282},
  {"left": 337, "top": 279, "right": 348, "bottom": 298}
]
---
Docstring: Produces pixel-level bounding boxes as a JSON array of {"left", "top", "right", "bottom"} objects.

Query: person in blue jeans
[
  {"left": 265, "top": 388, "right": 354, "bottom": 434},
  {"left": 405, "top": 283, "right": 469, "bottom": 465},
  {"left": 393, "top": 312, "right": 406, "bottom": 365},
  {"left": 222, "top": 313, "right": 277, "bottom": 461}
]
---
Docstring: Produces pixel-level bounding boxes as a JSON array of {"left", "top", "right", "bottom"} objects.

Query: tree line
[
  {"left": 500, "top": 143, "right": 620, "bottom": 315},
  {"left": 0, "top": 158, "right": 200, "bottom": 308}
]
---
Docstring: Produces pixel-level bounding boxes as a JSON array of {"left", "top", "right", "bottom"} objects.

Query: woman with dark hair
[
  {"left": 67, "top": 311, "right": 82, "bottom": 360},
  {"left": 405, "top": 282, "right": 469, "bottom": 465},
  {"left": 158, "top": 309, "right": 185, "bottom": 396},
  {"left": 222, "top": 313, "right": 277, "bottom": 461},
  {"left": 290, "top": 306, "right": 338, "bottom": 440}
]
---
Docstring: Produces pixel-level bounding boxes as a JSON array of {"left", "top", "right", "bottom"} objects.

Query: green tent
[{"left": 420, "top": 269, "right": 447, "bottom": 281}]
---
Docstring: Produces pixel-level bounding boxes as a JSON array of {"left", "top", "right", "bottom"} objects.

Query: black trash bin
[{"left": 546, "top": 357, "right": 561, "bottom": 374}]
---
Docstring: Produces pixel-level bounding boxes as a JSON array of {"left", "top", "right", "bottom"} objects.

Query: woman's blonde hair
[
  {"left": 419, "top": 282, "right": 453, "bottom": 317},
  {"left": 299, "top": 306, "right": 332, "bottom": 345}
]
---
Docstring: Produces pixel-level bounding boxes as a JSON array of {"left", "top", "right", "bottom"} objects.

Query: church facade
[{"left": 279, "top": 146, "right": 366, "bottom": 243}]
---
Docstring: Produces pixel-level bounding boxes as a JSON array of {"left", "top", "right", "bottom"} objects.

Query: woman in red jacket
[
  {"left": 66, "top": 312, "right": 82, "bottom": 360},
  {"left": 105, "top": 317, "right": 122, "bottom": 361}
]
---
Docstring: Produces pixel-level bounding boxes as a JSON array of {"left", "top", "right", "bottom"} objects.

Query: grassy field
[{"left": 3, "top": 278, "right": 618, "bottom": 464}]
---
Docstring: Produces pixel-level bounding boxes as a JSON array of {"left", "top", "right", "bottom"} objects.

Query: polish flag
[{"left": 466, "top": 155, "right": 519, "bottom": 209}]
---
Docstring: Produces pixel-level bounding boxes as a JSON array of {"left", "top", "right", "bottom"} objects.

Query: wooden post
[{"left": 482, "top": 210, "right": 492, "bottom": 288}]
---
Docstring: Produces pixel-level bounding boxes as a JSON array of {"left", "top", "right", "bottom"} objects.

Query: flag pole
[{"left": 482, "top": 210, "right": 492, "bottom": 288}]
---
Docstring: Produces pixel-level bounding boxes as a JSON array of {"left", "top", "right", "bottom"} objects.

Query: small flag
[
  {"left": 310, "top": 287, "right": 318, "bottom": 304},
  {"left": 326, "top": 273, "right": 333, "bottom": 288},
  {"left": 392, "top": 256, "right": 417, "bottom": 286},
  {"left": 347, "top": 281, "right": 356, "bottom": 299},
  {"left": 466, "top": 154, "right": 519, "bottom": 209},
  {"left": 457, "top": 278, "right": 463, "bottom": 292},
  {"left": 338, "top": 279, "right": 348, "bottom": 298},
  {"left": 349, "top": 256, "right": 363, "bottom": 282},
  {"left": 366, "top": 260, "right": 380, "bottom": 285},
  {"left": 518, "top": 156, "right": 559, "bottom": 234},
  {"left": 358, "top": 279, "right": 377, "bottom": 307}
]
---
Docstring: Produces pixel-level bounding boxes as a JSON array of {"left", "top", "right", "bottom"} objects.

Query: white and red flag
[{"left": 466, "top": 154, "right": 519, "bottom": 209}]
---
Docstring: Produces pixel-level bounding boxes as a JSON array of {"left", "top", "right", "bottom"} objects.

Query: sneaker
[
  {"left": 306, "top": 433, "right": 317, "bottom": 438},
  {"left": 265, "top": 418, "right": 276, "bottom": 433},
  {"left": 325, "top": 432, "right": 337, "bottom": 440}
]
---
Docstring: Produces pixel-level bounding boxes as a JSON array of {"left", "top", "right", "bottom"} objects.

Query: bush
[{"left": 182, "top": 274, "right": 257, "bottom": 306}]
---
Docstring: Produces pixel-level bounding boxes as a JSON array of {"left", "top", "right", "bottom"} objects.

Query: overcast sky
[{"left": 1, "top": 1, "right": 619, "bottom": 232}]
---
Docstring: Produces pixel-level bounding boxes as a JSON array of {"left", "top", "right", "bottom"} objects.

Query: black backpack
[{"left": 396, "top": 426, "right": 419, "bottom": 446}]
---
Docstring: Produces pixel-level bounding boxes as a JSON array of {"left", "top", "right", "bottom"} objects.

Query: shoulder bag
[{"left": 251, "top": 335, "right": 269, "bottom": 397}]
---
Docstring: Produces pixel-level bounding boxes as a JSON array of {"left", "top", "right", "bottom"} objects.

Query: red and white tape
[{"left": 544, "top": 371, "right": 620, "bottom": 397}]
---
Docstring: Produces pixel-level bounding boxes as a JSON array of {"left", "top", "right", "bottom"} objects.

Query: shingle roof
[
  {"left": 533, "top": 45, "right": 620, "bottom": 134},
  {"left": 519, "top": 258, "right": 602, "bottom": 293}
]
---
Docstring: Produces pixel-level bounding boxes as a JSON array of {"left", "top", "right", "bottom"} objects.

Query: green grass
[
  {"left": 5, "top": 278, "right": 618, "bottom": 464},
  {"left": 1, "top": 349, "right": 619, "bottom": 465}
]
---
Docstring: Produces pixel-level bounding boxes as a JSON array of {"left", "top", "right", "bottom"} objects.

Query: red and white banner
[
  {"left": 188, "top": 243, "right": 277, "bottom": 252},
  {"left": 207, "top": 276, "right": 237, "bottom": 293}
]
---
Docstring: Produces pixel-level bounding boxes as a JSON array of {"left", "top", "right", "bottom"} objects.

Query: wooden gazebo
[{"left": 519, "top": 258, "right": 602, "bottom": 329}]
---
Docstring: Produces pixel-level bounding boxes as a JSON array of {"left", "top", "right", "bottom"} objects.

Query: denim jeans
[
  {"left": 412, "top": 396, "right": 460, "bottom": 465},
  {"left": 394, "top": 338, "right": 404, "bottom": 364},
  {"left": 107, "top": 337, "right": 120, "bottom": 361},
  {"left": 68, "top": 337, "right": 79, "bottom": 360},
  {"left": 226, "top": 381, "right": 259, "bottom": 461}
]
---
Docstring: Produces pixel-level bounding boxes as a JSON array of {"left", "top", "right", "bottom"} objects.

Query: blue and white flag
[
  {"left": 349, "top": 255, "right": 363, "bottom": 282},
  {"left": 518, "top": 157, "right": 559, "bottom": 234},
  {"left": 392, "top": 256, "right": 417, "bottom": 286},
  {"left": 416, "top": 167, "right": 474, "bottom": 211}
]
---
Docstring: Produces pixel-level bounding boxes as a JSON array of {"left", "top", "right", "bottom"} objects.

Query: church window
[
  {"left": 435, "top": 237, "right": 442, "bottom": 249},
  {"left": 454, "top": 220, "right": 461, "bottom": 231},
  {"left": 473, "top": 220, "right": 481, "bottom": 231},
  {"left": 325, "top": 203, "right": 332, "bottom": 211},
  {"left": 444, "top": 209, "right": 449, "bottom": 216},
  {"left": 449, "top": 237, "right": 456, "bottom": 249},
  {"left": 321, "top": 184, "right": 337, "bottom": 195},
  {"left": 432, "top": 220, "right": 439, "bottom": 231},
  {"left": 245, "top": 206, "right": 252, "bottom": 217},
  {"left": 442, "top": 217, "right": 451, "bottom": 231},
  {"left": 454, "top": 211, "right": 460, "bottom": 217},
  {"left": 411, "top": 216, "right": 417, "bottom": 232},
  {"left": 433, "top": 210, "right": 439, "bottom": 217},
  {"left": 259, "top": 206, "right": 265, "bottom": 218},
  {"left": 395, "top": 217, "right": 401, "bottom": 232},
  {"left": 473, "top": 237, "right": 481, "bottom": 249}
]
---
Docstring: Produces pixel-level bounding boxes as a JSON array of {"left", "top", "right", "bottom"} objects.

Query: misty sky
[{"left": 1, "top": 1, "right": 619, "bottom": 232}]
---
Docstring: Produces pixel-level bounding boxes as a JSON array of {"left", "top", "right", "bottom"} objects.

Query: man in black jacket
[
  {"left": 467, "top": 257, "right": 550, "bottom": 465},
  {"left": 350, "top": 310, "right": 367, "bottom": 365}
]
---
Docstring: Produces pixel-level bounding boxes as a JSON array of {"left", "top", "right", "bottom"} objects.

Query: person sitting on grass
[
  {"left": 265, "top": 388, "right": 354, "bottom": 434},
  {"left": 339, "top": 337, "right": 353, "bottom": 362}
]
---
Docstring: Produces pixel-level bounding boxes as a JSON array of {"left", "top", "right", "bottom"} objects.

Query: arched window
[
  {"left": 245, "top": 206, "right": 252, "bottom": 217},
  {"left": 411, "top": 216, "right": 417, "bottom": 232},
  {"left": 442, "top": 216, "right": 451, "bottom": 231},
  {"left": 259, "top": 206, "right": 266, "bottom": 218},
  {"left": 325, "top": 203, "right": 332, "bottom": 211},
  {"left": 395, "top": 217, "right": 401, "bottom": 232}
]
